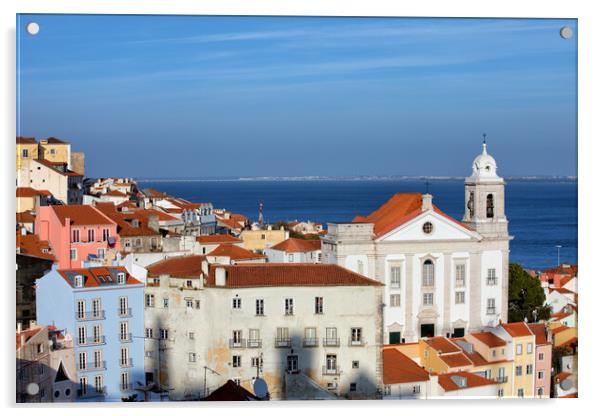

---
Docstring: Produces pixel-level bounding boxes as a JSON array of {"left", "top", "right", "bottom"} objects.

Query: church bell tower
[{"left": 462, "top": 136, "right": 508, "bottom": 238}]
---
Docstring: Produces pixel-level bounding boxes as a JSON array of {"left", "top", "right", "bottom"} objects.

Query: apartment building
[
  {"left": 143, "top": 258, "right": 384, "bottom": 400},
  {"left": 528, "top": 323, "right": 553, "bottom": 398},
  {"left": 35, "top": 266, "right": 145, "bottom": 401},
  {"left": 265, "top": 237, "right": 322, "bottom": 263}
]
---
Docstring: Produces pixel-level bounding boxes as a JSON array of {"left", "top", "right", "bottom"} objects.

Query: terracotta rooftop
[
  {"left": 16, "top": 136, "right": 37, "bottom": 144},
  {"left": 16, "top": 327, "right": 43, "bottom": 350},
  {"left": 16, "top": 232, "right": 55, "bottom": 261},
  {"left": 94, "top": 203, "right": 160, "bottom": 237},
  {"left": 57, "top": 267, "right": 141, "bottom": 288},
  {"left": 438, "top": 371, "right": 497, "bottom": 392},
  {"left": 501, "top": 322, "right": 534, "bottom": 338},
  {"left": 42, "top": 137, "right": 68, "bottom": 144},
  {"left": 269, "top": 237, "right": 321, "bottom": 253},
  {"left": 49, "top": 205, "right": 115, "bottom": 226},
  {"left": 555, "top": 372, "right": 571, "bottom": 384},
  {"left": 424, "top": 336, "right": 462, "bottom": 354},
  {"left": 439, "top": 352, "right": 473, "bottom": 368},
  {"left": 197, "top": 234, "right": 243, "bottom": 244},
  {"left": 351, "top": 192, "right": 470, "bottom": 239},
  {"left": 557, "top": 337, "right": 578, "bottom": 349},
  {"left": 206, "top": 263, "right": 384, "bottom": 288},
  {"left": 470, "top": 331, "right": 507, "bottom": 348},
  {"left": 207, "top": 244, "right": 265, "bottom": 260},
  {"left": 16, "top": 211, "right": 36, "bottom": 223},
  {"left": 16, "top": 187, "right": 52, "bottom": 198},
  {"left": 551, "top": 325, "right": 571, "bottom": 335},
  {"left": 383, "top": 349, "right": 430, "bottom": 385},
  {"left": 527, "top": 323, "right": 549, "bottom": 345},
  {"left": 147, "top": 255, "right": 204, "bottom": 278},
  {"left": 104, "top": 189, "right": 127, "bottom": 197}
]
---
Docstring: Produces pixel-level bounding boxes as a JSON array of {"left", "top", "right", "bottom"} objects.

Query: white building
[
  {"left": 265, "top": 238, "right": 322, "bottom": 263},
  {"left": 143, "top": 258, "right": 384, "bottom": 400},
  {"left": 322, "top": 142, "right": 511, "bottom": 342}
]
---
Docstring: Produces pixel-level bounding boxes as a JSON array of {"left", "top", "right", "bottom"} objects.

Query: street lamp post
[{"left": 555, "top": 245, "right": 562, "bottom": 266}]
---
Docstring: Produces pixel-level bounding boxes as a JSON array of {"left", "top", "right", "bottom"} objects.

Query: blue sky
[{"left": 17, "top": 15, "right": 577, "bottom": 178}]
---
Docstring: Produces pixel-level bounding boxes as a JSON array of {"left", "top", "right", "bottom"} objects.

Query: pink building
[
  {"left": 35, "top": 205, "right": 121, "bottom": 269},
  {"left": 528, "top": 323, "right": 553, "bottom": 398}
]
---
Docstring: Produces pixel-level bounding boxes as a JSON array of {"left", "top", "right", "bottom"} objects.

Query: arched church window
[
  {"left": 422, "top": 259, "right": 434, "bottom": 287},
  {"left": 467, "top": 192, "right": 475, "bottom": 218},
  {"left": 486, "top": 194, "right": 494, "bottom": 218}
]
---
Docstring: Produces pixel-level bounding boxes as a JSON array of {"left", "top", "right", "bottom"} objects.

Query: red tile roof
[
  {"left": 206, "top": 263, "right": 384, "bottom": 288},
  {"left": 440, "top": 352, "right": 473, "bottom": 368},
  {"left": 527, "top": 323, "right": 549, "bottom": 345},
  {"left": 196, "top": 234, "right": 243, "bottom": 244},
  {"left": 351, "top": 192, "right": 470, "bottom": 239},
  {"left": 42, "top": 137, "right": 68, "bottom": 144},
  {"left": 16, "top": 232, "right": 55, "bottom": 261},
  {"left": 557, "top": 337, "right": 577, "bottom": 349},
  {"left": 16, "top": 211, "right": 36, "bottom": 223},
  {"left": 16, "top": 187, "right": 52, "bottom": 197},
  {"left": 555, "top": 372, "right": 571, "bottom": 384},
  {"left": 16, "top": 136, "right": 37, "bottom": 144},
  {"left": 94, "top": 203, "right": 160, "bottom": 237},
  {"left": 269, "top": 237, "right": 321, "bottom": 253},
  {"left": 551, "top": 325, "right": 571, "bottom": 335},
  {"left": 438, "top": 371, "right": 497, "bottom": 392},
  {"left": 424, "top": 337, "right": 462, "bottom": 354},
  {"left": 50, "top": 205, "right": 116, "bottom": 226},
  {"left": 470, "top": 332, "right": 507, "bottom": 348},
  {"left": 550, "top": 311, "right": 572, "bottom": 321},
  {"left": 147, "top": 255, "right": 204, "bottom": 278},
  {"left": 57, "top": 267, "right": 141, "bottom": 288},
  {"left": 207, "top": 244, "right": 265, "bottom": 260},
  {"left": 383, "top": 349, "right": 430, "bottom": 385},
  {"left": 218, "top": 217, "right": 244, "bottom": 230},
  {"left": 16, "top": 327, "right": 43, "bottom": 350},
  {"left": 104, "top": 190, "right": 127, "bottom": 197},
  {"left": 501, "top": 322, "right": 534, "bottom": 338}
]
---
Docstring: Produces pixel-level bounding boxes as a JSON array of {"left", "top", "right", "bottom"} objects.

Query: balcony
[
  {"left": 247, "top": 339, "right": 262, "bottom": 348},
  {"left": 349, "top": 337, "right": 366, "bottom": 347},
  {"left": 390, "top": 282, "right": 401, "bottom": 289},
  {"left": 303, "top": 338, "right": 319, "bottom": 347},
  {"left": 494, "top": 376, "right": 508, "bottom": 384},
  {"left": 119, "top": 358, "right": 134, "bottom": 368},
  {"left": 118, "top": 307, "right": 132, "bottom": 318},
  {"left": 120, "top": 383, "right": 133, "bottom": 392},
  {"left": 78, "top": 361, "right": 106, "bottom": 372},
  {"left": 323, "top": 338, "right": 340, "bottom": 347},
  {"left": 229, "top": 338, "right": 246, "bottom": 349},
  {"left": 76, "top": 311, "right": 106, "bottom": 321},
  {"left": 486, "top": 308, "right": 497, "bottom": 315},
  {"left": 78, "top": 386, "right": 107, "bottom": 397},
  {"left": 78, "top": 336, "right": 106, "bottom": 346},
  {"left": 487, "top": 278, "right": 498, "bottom": 286},
  {"left": 322, "top": 366, "right": 340, "bottom": 376},
  {"left": 275, "top": 338, "right": 292, "bottom": 348},
  {"left": 119, "top": 333, "right": 133, "bottom": 343}
]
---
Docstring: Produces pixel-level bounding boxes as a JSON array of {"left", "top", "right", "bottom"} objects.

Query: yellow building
[
  {"left": 16, "top": 137, "right": 39, "bottom": 170},
  {"left": 39, "top": 137, "right": 71, "bottom": 165},
  {"left": 240, "top": 226, "right": 289, "bottom": 252},
  {"left": 550, "top": 323, "right": 578, "bottom": 348},
  {"left": 498, "top": 322, "right": 537, "bottom": 398}
]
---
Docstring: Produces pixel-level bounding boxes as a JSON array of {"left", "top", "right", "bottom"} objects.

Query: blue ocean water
[{"left": 137, "top": 179, "right": 577, "bottom": 270}]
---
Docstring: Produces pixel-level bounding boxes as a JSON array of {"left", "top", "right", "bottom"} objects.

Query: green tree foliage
[{"left": 508, "top": 263, "right": 551, "bottom": 323}]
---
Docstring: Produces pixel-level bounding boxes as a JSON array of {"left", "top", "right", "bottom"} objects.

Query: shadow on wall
[{"left": 16, "top": 358, "right": 78, "bottom": 403}]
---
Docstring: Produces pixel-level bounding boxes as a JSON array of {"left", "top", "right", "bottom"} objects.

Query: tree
[{"left": 508, "top": 263, "right": 551, "bottom": 323}]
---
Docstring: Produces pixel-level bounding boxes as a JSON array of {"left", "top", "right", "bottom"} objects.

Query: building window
[
  {"left": 117, "top": 272, "right": 126, "bottom": 285},
  {"left": 77, "top": 326, "right": 86, "bottom": 345},
  {"left": 145, "top": 294, "right": 155, "bottom": 307},
  {"left": 455, "top": 291, "right": 465, "bottom": 304},
  {"left": 232, "top": 355, "right": 241, "bottom": 368},
  {"left": 189, "top": 352, "right": 196, "bottom": 363},
  {"left": 516, "top": 344, "right": 523, "bottom": 355},
  {"left": 188, "top": 331, "right": 195, "bottom": 340},
  {"left": 422, "top": 259, "right": 434, "bottom": 287},
  {"left": 78, "top": 352, "right": 87, "bottom": 370},
  {"left": 76, "top": 300, "right": 86, "bottom": 320},
  {"left": 351, "top": 327, "right": 363, "bottom": 345},
  {"left": 537, "top": 387, "right": 544, "bottom": 397},
  {"left": 22, "top": 148, "right": 29, "bottom": 157},
  {"left": 79, "top": 377, "right": 88, "bottom": 396},
  {"left": 487, "top": 268, "right": 497, "bottom": 285},
  {"left": 455, "top": 264, "right": 466, "bottom": 287},
  {"left": 186, "top": 280, "right": 193, "bottom": 288},
  {"left": 232, "top": 297, "right": 241, "bottom": 309},
  {"left": 284, "top": 298, "right": 294, "bottom": 315},
  {"left": 384, "top": 385, "right": 391, "bottom": 396},
  {"left": 97, "top": 248, "right": 105, "bottom": 259},
  {"left": 315, "top": 297, "right": 324, "bottom": 314},
  {"left": 390, "top": 266, "right": 401, "bottom": 288},
  {"left": 487, "top": 298, "right": 496, "bottom": 315},
  {"left": 120, "top": 321, "right": 129, "bottom": 341},
  {"left": 526, "top": 364, "right": 533, "bottom": 375},
  {"left": 120, "top": 372, "right": 129, "bottom": 391},
  {"left": 516, "top": 365, "right": 522, "bottom": 376},
  {"left": 88, "top": 229, "right": 95, "bottom": 242},
  {"left": 350, "top": 383, "right": 357, "bottom": 392},
  {"left": 538, "top": 352, "right": 544, "bottom": 361},
  {"left": 70, "top": 249, "right": 77, "bottom": 261},
  {"left": 255, "top": 299, "right": 264, "bottom": 315},
  {"left": 422, "top": 221, "right": 433, "bottom": 234},
  {"left": 497, "top": 389, "right": 504, "bottom": 398},
  {"left": 486, "top": 194, "right": 494, "bottom": 218},
  {"left": 352, "top": 361, "right": 360, "bottom": 369},
  {"left": 95, "top": 375, "right": 104, "bottom": 393},
  {"left": 102, "top": 228, "right": 109, "bottom": 242},
  {"left": 159, "top": 329, "right": 169, "bottom": 340},
  {"left": 527, "top": 343, "right": 533, "bottom": 354},
  {"left": 538, "top": 370, "right": 545, "bottom": 380},
  {"left": 517, "top": 388, "right": 524, "bottom": 398},
  {"left": 423, "top": 293, "right": 434, "bottom": 306},
  {"left": 390, "top": 294, "right": 401, "bottom": 307},
  {"left": 288, "top": 253, "right": 294, "bottom": 262},
  {"left": 145, "top": 328, "right": 153, "bottom": 339},
  {"left": 413, "top": 385, "right": 421, "bottom": 394},
  {"left": 252, "top": 357, "right": 263, "bottom": 368},
  {"left": 185, "top": 298, "right": 194, "bottom": 309},
  {"left": 195, "top": 300, "right": 201, "bottom": 309},
  {"left": 163, "top": 298, "right": 169, "bottom": 308},
  {"left": 72, "top": 229, "right": 80, "bottom": 243},
  {"left": 120, "top": 347, "right": 129, "bottom": 366},
  {"left": 233, "top": 378, "right": 241, "bottom": 386}
]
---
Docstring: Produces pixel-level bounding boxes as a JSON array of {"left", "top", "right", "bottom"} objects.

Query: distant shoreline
[{"left": 134, "top": 176, "right": 577, "bottom": 183}]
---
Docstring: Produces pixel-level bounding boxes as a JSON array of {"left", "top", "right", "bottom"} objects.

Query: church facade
[{"left": 322, "top": 143, "right": 511, "bottom": 343}]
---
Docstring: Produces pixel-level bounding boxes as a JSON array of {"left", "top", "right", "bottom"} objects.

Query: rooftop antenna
[{"left": 258, "top": 201, "right": 264, "bottom": 227}]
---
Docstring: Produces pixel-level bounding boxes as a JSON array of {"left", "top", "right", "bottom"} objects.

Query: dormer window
[
  {"left": 74, "top": 275, "right": 84, "bottom": 288},
  {"left": 117, "top": 273, "right": 126, "bottom": 285}
]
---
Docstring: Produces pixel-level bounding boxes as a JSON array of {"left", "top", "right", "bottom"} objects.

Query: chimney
[
  {"left": 17, "top": 322, "right": 22, "bottom": 333},
  {"left": 215, "top": 267, "right": 226, "bottom": 286},
  {"left": 148, "top": 215, "right": 159, "bottom": 232},
  {"left": 421, "top": 194, "right": 433, "bottom": 211}
]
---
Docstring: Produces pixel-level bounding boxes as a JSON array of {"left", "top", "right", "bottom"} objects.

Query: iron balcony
[{"left": 322, "top": 338, "right": 340, "bottom": 347}]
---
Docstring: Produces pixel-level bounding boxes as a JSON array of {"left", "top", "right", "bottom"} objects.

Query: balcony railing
[
  {"left": 323, "top": 338, "right": 340, "bottom": 347},
  {"left": 486, "top": 308, "right": 497, "bottom": 315},
  {"left": 322, "top": 366, "right": 340, "bottom": 376},
  {"left": 247, "top": 339, "right": 262, "bottom": 348},
  {"left": 78, "top": 336, "right": 106, "bottom": 346},
  {"left": 493, "top": 376, "right": 508, "bottom": 384},
  {"left": 349, "top": 337, "right": 366, "bottom": 347},
  {"left": 118, "top": 308, "right": 132, "bottom": 317},
  {"left": 119, "top": 333, "right": 133, "bottom": 343},
  {"left": 275, "top": 338, "right": 292, "bottom": 348},
  {"left": 120, "top": 383, "right": 133, "bottom": 392},
  {"left": 487, "top": 278, "right": 498, "bottom": 286},
  {"left": 76, "top": 311, "right": 106, "bottom": 321},
  {"left": 78, "top": 361, "right": 106, "bottom": 372},
  {"left": 119, "top": 358, "right": 134, "bottom": 368},
  {"left": 303, "top": 338, "right": 319, "bottom": 347},
  {"left": 78, "top": 386, "right": 107, "bottom": 397},
  {"left": 229, "top": 338, "right": 246, "bottom": 349}
]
